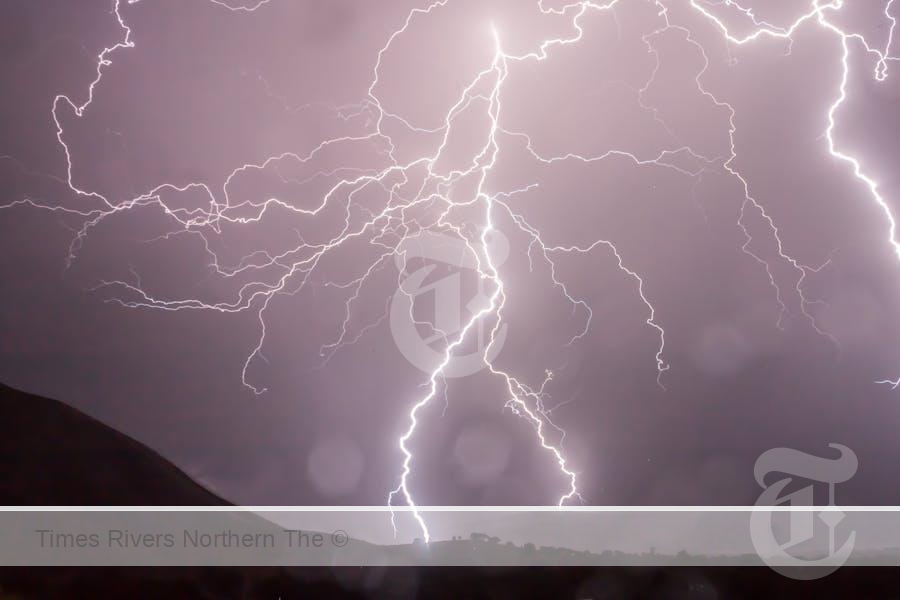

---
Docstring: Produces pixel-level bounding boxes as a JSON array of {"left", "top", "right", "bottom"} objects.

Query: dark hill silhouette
[{"left": 0, "top": 382, "right": 224, "bottom": 505}]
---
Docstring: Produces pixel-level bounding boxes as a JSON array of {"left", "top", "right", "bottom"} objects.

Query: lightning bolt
[
  {"left": 680, "top": 0, "right": 900, "bottom": 381},
  {"left": 4, "top": 0, "right": 900, "bottom": 542}
]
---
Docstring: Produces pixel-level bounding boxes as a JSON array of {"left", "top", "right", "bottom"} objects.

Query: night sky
[{"left": 2, "top": 0, "right": 900, "bottom": 508}]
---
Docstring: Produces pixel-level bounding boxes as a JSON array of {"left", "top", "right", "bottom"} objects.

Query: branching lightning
[{"left": 5, "top": 0, "right": 900, "bottom": 541}]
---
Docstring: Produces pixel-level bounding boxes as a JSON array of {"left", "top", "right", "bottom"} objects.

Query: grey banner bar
[{"left": 1, "top": 509, "right": 897, "bottom": 566}]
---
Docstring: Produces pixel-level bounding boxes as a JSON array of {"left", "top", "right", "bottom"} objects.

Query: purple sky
[{"left": 2, "top": 0, "right": 900, "bottom": 508}]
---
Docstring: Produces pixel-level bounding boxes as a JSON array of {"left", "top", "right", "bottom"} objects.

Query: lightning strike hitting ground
[{"left": 4, "top": 0, "right": 900, "bottom": 541}]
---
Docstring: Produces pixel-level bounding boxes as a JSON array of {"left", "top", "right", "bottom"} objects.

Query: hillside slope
[{"left": 0, "top": 382, "right": 224, "bottom": 505}]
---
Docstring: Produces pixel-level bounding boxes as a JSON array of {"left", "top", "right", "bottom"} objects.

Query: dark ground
[{"left": 2, "top": 565, "right": 900, "bottom": 598}]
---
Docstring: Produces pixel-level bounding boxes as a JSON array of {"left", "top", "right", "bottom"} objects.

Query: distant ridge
[{"left": 0, "top": 382, "right": 225, "bottom": 506}]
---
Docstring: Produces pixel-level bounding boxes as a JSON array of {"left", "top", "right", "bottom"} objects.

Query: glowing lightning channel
[
  {"left": 387, "top": 2, "right": 685, "bottom": 539},
  {"left": 682, "top": 0, "right": 900, "bottom": 382},
  {"left": 390, "top": 23, "right": 585, "bottom": 541}
]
